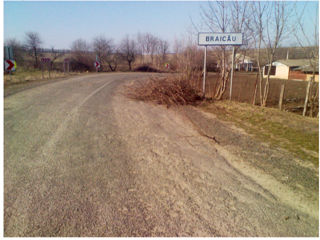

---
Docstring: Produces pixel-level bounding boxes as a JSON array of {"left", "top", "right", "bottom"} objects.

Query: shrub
[
  {"left": 126, "top": 74, "right": 203, "bottom": 107},
  {"left": 134, "top": 65, "right": 160, "bottom": 72}
]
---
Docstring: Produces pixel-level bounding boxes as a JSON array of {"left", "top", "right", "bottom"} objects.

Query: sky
[{"left": 3, "top": 1, "right": 319, "bottom": 50}]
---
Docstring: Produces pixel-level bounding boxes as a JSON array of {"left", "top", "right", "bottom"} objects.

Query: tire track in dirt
[{"left": 112, "top": 85, "right": 318, "bottom": 237}]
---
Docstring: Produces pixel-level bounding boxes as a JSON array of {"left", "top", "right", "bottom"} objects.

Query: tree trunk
[
  {"left": 262, "top": 54, "right": 274, "bottom": 107},
  {"left": 34, "top": 47, "right": 38, "bottom": 69},
  {"left": 252, "top": 73, "right": 259, "bottom": 105},
  {"left": 309, "top": 82, "right": 318, "bottom": 117},
  {"left": 128, "top": 61, "right": 132, "bottom": 71}
]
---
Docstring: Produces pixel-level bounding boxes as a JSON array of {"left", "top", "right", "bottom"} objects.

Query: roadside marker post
[
  {"left": 94, "top": 61, "right": 100, "bottom": 72},
  {"left": 4, "top": 60, "right": 15, "bottom": 71},
  {"left": 4, "top": 47, "right": 16, "bottom": 80},
  {"left": 198, "top": 32, "right": 243, "bottom": 100},
  {"left": 95, "top": 55, "right": 100, "bottom": 72}
]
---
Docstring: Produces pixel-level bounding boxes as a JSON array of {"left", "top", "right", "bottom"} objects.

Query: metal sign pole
[
  {"left": 203, "top": 45, "right": 207, "bottom": 98},
  {"left": 9, "top": 47, "right": 13, "bottom": 59},
  {"left": 230, "top": 46, "right": 235, "bottom": 100},
  {"left": 5, "top": 47, "right": 9, "bottom": 60}
]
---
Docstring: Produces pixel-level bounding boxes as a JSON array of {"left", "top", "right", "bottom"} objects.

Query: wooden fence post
[
  {"left": 303, "top": 78, "right": 312, "bottom": 116},
  {"left": 278, "top": 80, "right": 285, "bottom": 110}
]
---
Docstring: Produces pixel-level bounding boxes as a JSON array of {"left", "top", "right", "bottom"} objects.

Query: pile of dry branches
[{"left": 126, "top": 74, "right": 202, "bottom": 107}]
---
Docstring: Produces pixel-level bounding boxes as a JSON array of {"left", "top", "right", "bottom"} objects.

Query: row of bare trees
[
  {"left": 137, "top": 33, "right": 169, "bottom": 67},
  {"left": 188, "top": 1, "right": 318, "bottom": 116},
  {"left": 5, "top": 31, "right": 170, "bottom": 72},
  {"left": 71, "top": 33, "right": 169, "bottom": 72}
]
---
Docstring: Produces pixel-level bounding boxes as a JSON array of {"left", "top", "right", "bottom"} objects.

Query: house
[
  {"left": 234, "top": 53, "right": 254, "bottom": 71},
  {"left": 263, "top": 59, "right": 319, "bottom": 82}
]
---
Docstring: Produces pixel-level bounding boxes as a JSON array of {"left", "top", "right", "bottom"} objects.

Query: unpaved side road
[{"left": 4, "top": 73, "right": 319, "bottom": 237}]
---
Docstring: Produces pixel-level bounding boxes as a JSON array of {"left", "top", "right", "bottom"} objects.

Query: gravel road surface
[{"left": 4, "top": 73, "right": 318, "bottom": 236}]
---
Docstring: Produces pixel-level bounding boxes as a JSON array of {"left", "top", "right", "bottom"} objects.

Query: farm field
[{"left": 204, "top": 72, "right": 319, "bottom": 115}]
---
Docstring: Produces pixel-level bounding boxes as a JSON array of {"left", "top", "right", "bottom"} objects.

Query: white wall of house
[
  {"left": 275, "top": 65, "right": 289, "bottom": 79},
  {"left": 306, "top": 74, "right": 319, "bottom": 82},
  {"left": 263, "top": 62, "right": 289, "bottom": 79}
]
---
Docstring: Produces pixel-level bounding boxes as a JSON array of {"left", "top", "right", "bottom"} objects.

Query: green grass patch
[{"left": 201, "top": 100, "right": 319, "bottom": 167}]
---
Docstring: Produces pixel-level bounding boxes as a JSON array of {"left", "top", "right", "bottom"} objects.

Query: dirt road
[{"left": 4, "top": 73, "right": 318, "bottom": 236}]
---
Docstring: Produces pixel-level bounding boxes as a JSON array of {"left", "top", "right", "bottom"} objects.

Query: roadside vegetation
[
  {"left": 126, "top": 74, "right": 202, "bottom": 108},
  {"left": 201, "top": 100, "right": 319, "bottom": 167},
  {"left": 4, "top": 2, "right": 318, "bottom": 117},
  {"left": 3, "top": 67, "right": 82, "bottom": 85}
]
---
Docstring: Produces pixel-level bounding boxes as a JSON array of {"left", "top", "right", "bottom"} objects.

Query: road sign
[
  {"left": 41, "top": 57, "right": 51, "bottom": 63},
  {"left": 5, "top": 59, "right": 15, "bottom": 71},
  {"left": 95, "top": 61, "right": 100, "bottom": 68},
  {"left": 198, "top": 32, "right": 243, "bottom": 46},
  {"left": 198, "top": 32, "right": 243, "bottom": 99},
  {"left": 4, "top": 46, "right": 14, "bottom": 60}
]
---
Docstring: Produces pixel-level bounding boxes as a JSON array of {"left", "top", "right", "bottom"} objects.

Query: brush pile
[{"left": 126, "top": 75, "right": 203, "bottom": 107}]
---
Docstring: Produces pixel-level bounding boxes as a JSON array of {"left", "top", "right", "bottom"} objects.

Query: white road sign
[{"left": 198, "top": 32, "right": 243, "bottom": 46}]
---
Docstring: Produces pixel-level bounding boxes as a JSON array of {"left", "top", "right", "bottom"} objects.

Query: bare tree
[
  {"left": 261, "top": 1, "right": 293, "bottom": 107},
  {"left": 106, "top": 49, "right": 121, "bottom": 72},
  {"left": 246, "top": 1, "right": 269, "bottom": 105},
  {"left": 294, "top": 3, "right": 319, "bottom": 117},
  {"left": 71, "top": 39, "right": 90, "bottom": 56},
  {"left": 137, "top": 32, "right": 146, "bottom": 64},
  {"left": 158, "top": 39, "right": 169, "bottom": 64},
  {"left": 71, "top": 39, "right": 93, "bottom": 71},
  {"left": 120, "top": 35, "right": 137, "bottom": 71},
  {"left": 93, "top": 36, "right": 113, "bottom": 71},
  {"left": 5, "top": 38, "right": 24, "bottom": 64},
  {"left": 200, "top": 1, "right": 249, "bottom": 99},
  {"left": 50, "top": 47, "right": 65, "bottom": 70},
  {"left": 25, "top": 32, "right": 42, "bottom": 68},
  {"left": 149, "top": 36, "right": 159, "bottom": 65},
  {"left": 137, "top": 33, "right": 159, "bottom": 65}
]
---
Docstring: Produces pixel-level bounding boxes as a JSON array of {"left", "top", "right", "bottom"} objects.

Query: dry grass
[
  {"left": 126, "top": 74, "right": 203, "bottom": 107},
  {"left": 3, "top": 68, "right": 81, "bottom": 85}
]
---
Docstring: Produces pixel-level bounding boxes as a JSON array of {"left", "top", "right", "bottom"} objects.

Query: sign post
[
  {"left": 95, "top": 55, "right": 100, "bottom": 72},
  {"left": 4, "top": 47, "right": 16, "bottom": 78},
  {"left": 198, "top": 32, "right": 243, "bottom": 99},
  {"left": 230, "top": 46, "right": 235, "bottom": 100},
  {"left": 94, "top": 61, "right": 100, "bottom": 72},
  {"left": 202, "top": 46, "right": 207, "bottom": 97},
  {"left": 4, "top": 60, "right": 15, "bottom": 71}
]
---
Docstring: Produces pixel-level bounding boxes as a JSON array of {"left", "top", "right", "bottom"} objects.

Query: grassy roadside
[
  {"left": 201, "top": 100, "right": 319, "bottom": 167},
  {"left": 3, "top": 70, "right": 92, "bottom": 98},
  {"left": 4, "top": 68, "right": 82, "bottom": 85}
]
